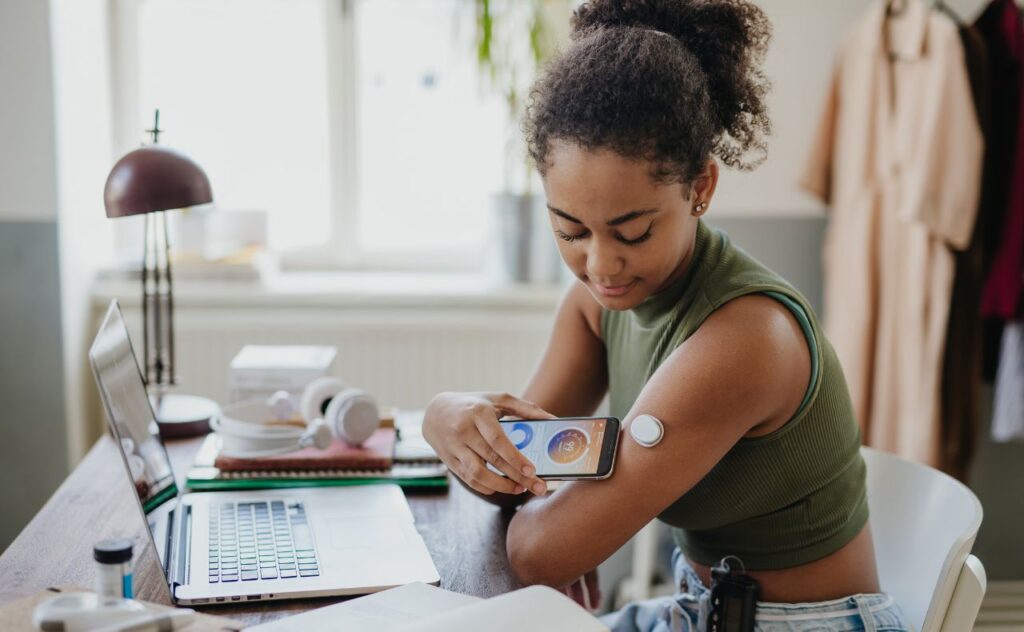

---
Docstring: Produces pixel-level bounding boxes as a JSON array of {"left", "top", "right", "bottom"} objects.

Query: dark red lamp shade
[{"left": 103, "top": 145, "right": 213, "bottom": 218}]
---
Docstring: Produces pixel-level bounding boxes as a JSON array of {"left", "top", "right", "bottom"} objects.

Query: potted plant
[{"left": 473, "top": 0, "right": 574, "bottom": 284}]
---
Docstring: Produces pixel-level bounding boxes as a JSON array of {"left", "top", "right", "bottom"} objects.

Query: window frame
[{"left": 108, "top": 0, "right": 482, "bottom": 272}]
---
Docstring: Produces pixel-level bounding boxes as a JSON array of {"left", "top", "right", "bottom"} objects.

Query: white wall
[
  {"left": 0, "top": 0, "right": 59, "bottom": 221},
  {"left": 714, "top": 0, "right": 989, "bottom": 216},
  {"left": 714, "top": 0, "right": 865, "bottom": 216},
  {"left": 51, "top": 0, "right": 118, "bottom": 463}
]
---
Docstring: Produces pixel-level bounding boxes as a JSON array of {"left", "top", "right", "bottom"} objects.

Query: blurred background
[{"left": 1, "top": 0, "right": 1021, "bottom": 623}]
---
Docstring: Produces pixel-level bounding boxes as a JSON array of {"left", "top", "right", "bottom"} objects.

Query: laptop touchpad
[{"left": 320, "top": 511, "right": 406, "bottom": 550}]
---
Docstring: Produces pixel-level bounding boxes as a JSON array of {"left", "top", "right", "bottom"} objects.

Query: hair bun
[{"left": 572, "top": 0, "right": 772, "bottom": 169}]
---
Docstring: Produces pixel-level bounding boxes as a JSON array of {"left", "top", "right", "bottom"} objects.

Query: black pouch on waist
[{"left": 708, "top": 557, "right": 760, "bottom": 632}]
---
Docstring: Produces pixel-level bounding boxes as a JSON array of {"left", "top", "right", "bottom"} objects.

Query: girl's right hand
[{"left": 422, "top": 392, "right": 554, "bottom": 497}]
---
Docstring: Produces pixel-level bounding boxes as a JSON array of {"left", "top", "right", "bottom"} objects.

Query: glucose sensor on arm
[{"left": 629, "top": 414, "right": 664, "bottom": 447}]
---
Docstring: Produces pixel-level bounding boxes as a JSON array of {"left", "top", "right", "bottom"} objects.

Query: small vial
[{"left": 94, "top": 538, "right": 133, "bottom": 603}]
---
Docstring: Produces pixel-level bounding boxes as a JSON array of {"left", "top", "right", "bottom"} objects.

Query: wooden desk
[{"left": 0, "top": 435, "right": 522, "bottom": 626}]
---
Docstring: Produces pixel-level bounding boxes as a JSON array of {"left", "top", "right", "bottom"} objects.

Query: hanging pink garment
[{"left": 801, "top": 0, "right": 984, "bottom": 467}]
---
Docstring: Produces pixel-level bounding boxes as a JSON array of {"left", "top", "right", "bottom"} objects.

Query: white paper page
[
  {"left": 393, "top": 585, "right": 609, "bottom": 632},
  {"left": 246, "top": 583, "right": 480, "bottom": 632},
  {"left": 393, "top": 410, "right": 439, "bottom": 461}
]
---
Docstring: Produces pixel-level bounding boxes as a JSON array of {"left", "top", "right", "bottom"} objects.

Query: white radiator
[{"left": 112, "top": 305, "right": 554, "bottom": 408}]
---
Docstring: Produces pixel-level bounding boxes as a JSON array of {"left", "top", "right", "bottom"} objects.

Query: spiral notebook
[
  {"left": 186, "top": 431, "right": 448, "bottom": 492},
  {"left": 214, "top": 428, "right": 396, "bottom": 471}
]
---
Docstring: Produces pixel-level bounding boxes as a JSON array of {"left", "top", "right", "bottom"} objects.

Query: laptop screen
[{"left": 89, "top": 301, "right": 179, "bottom": 517}]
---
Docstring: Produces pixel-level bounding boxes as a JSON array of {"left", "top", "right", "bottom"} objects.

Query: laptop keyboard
[{"left": 207, "top": 500, "right": 320, "bottom": 583}]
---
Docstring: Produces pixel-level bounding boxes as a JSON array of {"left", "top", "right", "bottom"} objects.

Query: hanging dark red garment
[
  {"left": 981, "top": 0, "right": 1024, "bottom": 320},
  {"left": 975, "top": 0, "right": 1024, "bottom": 380}
]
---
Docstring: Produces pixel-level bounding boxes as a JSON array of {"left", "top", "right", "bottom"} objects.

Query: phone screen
[{"left": 498, "top": 417, "right": 611, "bottom": 477}]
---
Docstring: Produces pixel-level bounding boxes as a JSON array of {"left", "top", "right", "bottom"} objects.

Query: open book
[{"left": 247, "top": 582, "right": 609, "bottom": 632}]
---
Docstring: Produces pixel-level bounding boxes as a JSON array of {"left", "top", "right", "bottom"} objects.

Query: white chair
[
  {"left": 623, "top": 447, "right": 987, "bottom": 631},
  {"left": 862, "top": 446, "right": 986, "bottom": 632}
]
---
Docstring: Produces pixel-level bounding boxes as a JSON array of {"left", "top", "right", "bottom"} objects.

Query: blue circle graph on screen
[{"left": 509, "top": 422, "right": 534, "bottom": 450}]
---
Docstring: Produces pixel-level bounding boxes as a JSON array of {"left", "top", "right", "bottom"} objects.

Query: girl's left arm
[{"left": 506, "top": 294, "right": 811, "bottom": 588}]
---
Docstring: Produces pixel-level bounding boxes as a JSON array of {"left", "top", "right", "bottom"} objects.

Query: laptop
[{"left": 88, "top": 300, "right": 440, "bottom": 605}]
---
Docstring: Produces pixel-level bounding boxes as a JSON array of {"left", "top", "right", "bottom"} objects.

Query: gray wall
[
  {"left": 0, "top": 224, "right": 67, "bottom": 550},
  {"left": 0, "top": 0, "right": 68, "bottom": 551},
  {"left": 969, "top": 390, "right": 1024, "bottom": 580},
  {"left": 708, "top": 216, "right": 826, "bottom": 316}
]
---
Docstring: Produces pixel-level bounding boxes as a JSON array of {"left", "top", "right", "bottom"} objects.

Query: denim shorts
[{"left": 600, "top": 548, "right": 912, "bottom": 632}]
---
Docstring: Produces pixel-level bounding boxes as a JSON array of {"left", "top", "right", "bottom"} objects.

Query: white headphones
[
  {"left": 298, "top": 377, "right": 380, "bottom": 446},
  {"left": 210, "top": 377, "right": 381, "bottom": 458}
]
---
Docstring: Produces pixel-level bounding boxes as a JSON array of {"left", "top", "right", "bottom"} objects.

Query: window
[
  {"left": 356, "top": 0, "right": 503, "bottom": 261},
  {"left": 120, "top": 0, "right": 507, "bottom": 267},
  {"left": 134, "top": 0, "right": 332, "bottom": 254}
]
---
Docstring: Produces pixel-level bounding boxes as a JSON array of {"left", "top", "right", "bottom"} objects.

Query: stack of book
[{"left": 186, "top": 412, "right": 447, "bottom": 491}]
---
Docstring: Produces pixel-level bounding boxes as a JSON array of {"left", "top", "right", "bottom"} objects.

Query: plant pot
[{"left": 490, "top": 192, "right": 563, "bottom": 285}]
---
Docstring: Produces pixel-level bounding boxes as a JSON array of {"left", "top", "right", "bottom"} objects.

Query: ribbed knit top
[{"left": 601, "top": 220, "right": 868, "bottom": 570}]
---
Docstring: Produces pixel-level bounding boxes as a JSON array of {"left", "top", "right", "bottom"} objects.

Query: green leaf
[
  {"left": 476, "top": 0, "right": 493, "bottom": 67},
  {"left": 529, "top": 1, "right": 544, "bottom": 66}
]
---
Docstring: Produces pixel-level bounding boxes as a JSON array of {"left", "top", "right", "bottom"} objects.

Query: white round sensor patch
[{"left": 629, "top": 414, "right": 664, "bottom": 447}]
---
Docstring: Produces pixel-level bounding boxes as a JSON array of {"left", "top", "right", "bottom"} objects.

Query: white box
[{"left": 228, "top": 345, "right": 337, "bottom": 403}]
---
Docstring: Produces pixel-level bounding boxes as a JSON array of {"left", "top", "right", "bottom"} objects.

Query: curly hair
[{"left": 524, "top": 0, "right": 772, "bottom": 185}]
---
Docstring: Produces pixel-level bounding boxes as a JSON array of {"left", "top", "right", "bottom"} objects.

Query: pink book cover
[{"left": 214, "top": 427, "right": 395, "bottom": 472}]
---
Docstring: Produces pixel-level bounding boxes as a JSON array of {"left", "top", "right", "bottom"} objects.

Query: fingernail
[
  {"left": 514, "top": 485, "right": 525, "bottom": 494},
  {"left": 522, "top": 464, "right": 535, "bottom": 476},
  {"left": 532, "top": 482, "right": 547, "bottom": 495}
]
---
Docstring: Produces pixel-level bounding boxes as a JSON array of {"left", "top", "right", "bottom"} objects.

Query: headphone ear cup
[
  {"left": 267, "top": 390, "right": 296, "bottom": 421},
  {"left": 300, "top": 419, "right": 333, "bottom": 450},
  {"left": 324, "top": 388, "right": 380, "bottom": 446},
  {"left": 300, "top": 377, "right": 346, "bottom": 424}
]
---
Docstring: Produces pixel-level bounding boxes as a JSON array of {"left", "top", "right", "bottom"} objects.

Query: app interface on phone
[{"left": 499, "top": 418, "right": 608, "bottom": 476}]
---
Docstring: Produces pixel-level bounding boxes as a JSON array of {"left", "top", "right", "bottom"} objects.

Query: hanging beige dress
[{"left": 801, "top": 0, "right": 983, "bottom": 467}]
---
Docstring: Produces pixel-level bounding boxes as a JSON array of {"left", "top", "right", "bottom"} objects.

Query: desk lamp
[{"left": 103, "top": 110, "right": 219, "bottom": 437}]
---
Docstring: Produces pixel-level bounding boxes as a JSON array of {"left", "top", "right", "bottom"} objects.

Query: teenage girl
[{"left": 423, "top": 1, "right": 910, "bottom": 629}]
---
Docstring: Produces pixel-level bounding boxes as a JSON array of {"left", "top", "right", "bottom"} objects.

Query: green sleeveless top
[{"left": 601, "top": 220, "right": 868, "bottom": 570}]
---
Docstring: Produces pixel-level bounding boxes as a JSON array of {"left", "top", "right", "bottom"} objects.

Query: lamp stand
[{"left": 142, "top": 210, "right": 218, "bottom": 438}]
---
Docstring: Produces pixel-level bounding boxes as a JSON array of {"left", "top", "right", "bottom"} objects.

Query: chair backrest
[{"left": 862, "top": 447, "right": 984, "bottom": 632}]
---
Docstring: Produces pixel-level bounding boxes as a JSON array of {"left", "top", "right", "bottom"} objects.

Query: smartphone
[{"left": 495, "top": 416, "right": 620, "bottom": 480}]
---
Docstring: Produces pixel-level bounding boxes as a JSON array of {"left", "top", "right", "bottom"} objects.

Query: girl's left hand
[{"left": 564, "top": 568, "right": 601, "bottom": 611}]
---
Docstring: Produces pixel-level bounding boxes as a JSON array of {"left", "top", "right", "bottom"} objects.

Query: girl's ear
[{"left": 690, "top": 159, "right": 719, "bottom": 211}]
